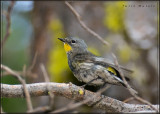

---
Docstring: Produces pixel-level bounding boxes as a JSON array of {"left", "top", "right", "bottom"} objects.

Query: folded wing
[{"left": 74, "top": 53, "right": 132, "bottom": 81}]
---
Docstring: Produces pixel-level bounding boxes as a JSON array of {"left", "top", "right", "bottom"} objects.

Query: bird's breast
[{"left": 67, "top": 54, "right": 78, "bottom": 73}]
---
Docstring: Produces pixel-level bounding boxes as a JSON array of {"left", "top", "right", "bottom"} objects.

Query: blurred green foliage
[
  {"left": 88, "top": 47, "right": 100, "bottom": 56},
  {"left": 118, "top": 44, "right": 139, "bottom": 63},
  {"left": 103, "top": 1, "right": 127, "bottom": 32},
  {"left": 1, "top": 98, "right": 27, "bottom": 113},
  {"left": 47, "top": 18, "right": 70, "bottom": 82}
]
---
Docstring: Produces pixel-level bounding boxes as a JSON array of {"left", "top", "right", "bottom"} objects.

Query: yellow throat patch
[
  {"left": 107, "top": 67, "right": 117, "bottom": 75},
  {"left": 64, "top": 43, "right": 72, "bottom": 52}
]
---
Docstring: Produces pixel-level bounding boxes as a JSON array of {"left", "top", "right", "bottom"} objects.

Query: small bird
[{"left": 58, "top": 37, "right": 137, "bottom": 94}]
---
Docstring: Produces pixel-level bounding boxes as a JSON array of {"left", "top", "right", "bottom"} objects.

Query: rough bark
[{"left": 1, "top": 83, "right": 159, "bottom": 113}]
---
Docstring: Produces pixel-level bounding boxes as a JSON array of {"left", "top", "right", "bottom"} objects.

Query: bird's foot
[{"left": 80, "top": 84, "right": 87, "bottom": 88}]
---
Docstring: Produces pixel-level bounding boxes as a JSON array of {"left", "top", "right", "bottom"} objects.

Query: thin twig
[
  {"left": 40, "top": 63, "right": 54, "bottom": 109},
  {"left": 1, "top": 1, "right": 15, "bottom": 49},
  {"left": 1, "top": 52, "right": 38, "bottom": 78},
  {"left": 112, "top": 54, "right": 158, "bottom": 112},
  {"left": 1, "top": 53, "right": 38, "bottom": 78},
  {"left": 65, "top": 1, "right": 110, "bottom": 46},
  {"left": 28, "top": 52, "right": 38, "bottom": 71},
  {"left": 52, "top": 101, "right": 75, "bottom": 113},
  {"left": 22, "top": 65, "right": 27, "bottom": 78},
  {"left": 1, "top": 64, "right": 33, "bottom": 112},
  {"left": 40, "top": 63, "right": 50, "bottom": 82},
  {"left": 31, "top": 106, "right": 50, "bottom": 113},
  {"left": 23, "top": 52, "right": 38, "bottom": 79},
  {"left": 123, "top": 97, "right": 135, "bottom": 103},
  {"left": 2, "top": 70, "right": 21, "bottom": 76},
  {"left": 2, "top": 68, "right": 37, "bottom": 79},
  {"left": 112, "top": 54, "right": 138, "bottom": 95}
]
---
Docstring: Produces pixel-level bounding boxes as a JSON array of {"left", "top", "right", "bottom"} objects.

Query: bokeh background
[{"left": 1, "top": 1, "right": 159, "bottom": 113}]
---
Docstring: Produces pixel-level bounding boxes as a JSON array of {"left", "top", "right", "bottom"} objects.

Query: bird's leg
[
  {"left": 80, "top": 78, "right": 99, "bottom": 96},
  {"left": 101, "top": 83, "right": 111, "bottom": 90},
  {"left": 97, "top": 77, "right": 111, "bottom": 92},
  {"left": 97, "top": 83, "right": 111, "bottom": 94},
  {"left": 80, "top": 78, "right": 99, "bottom": 88}
]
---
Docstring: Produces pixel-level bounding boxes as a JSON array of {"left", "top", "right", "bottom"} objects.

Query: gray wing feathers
[
  {"left": 74, "top": 54, "right": 133, "bottom": 74},
  {"left": 93, "top": 57, "right": 133, "bottom": 73}
]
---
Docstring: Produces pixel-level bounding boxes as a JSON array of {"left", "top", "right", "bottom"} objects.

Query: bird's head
[{"left": 58, "top": 37, "right": 88, "bottom": 54}]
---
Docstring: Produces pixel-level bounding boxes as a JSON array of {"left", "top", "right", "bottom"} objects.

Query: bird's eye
[{"left": 71, "top": 40, "right": 76, "bottom": 43}]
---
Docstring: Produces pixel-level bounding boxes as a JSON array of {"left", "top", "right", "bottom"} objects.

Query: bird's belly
[
  {"left": 89, "top": 79, "right": 104, "bottom": 86},
  {"left": 74, "top": 69, "right": 105, "bottom": 86}
]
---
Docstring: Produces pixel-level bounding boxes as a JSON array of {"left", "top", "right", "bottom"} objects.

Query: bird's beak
[{"left": 58, "top": 38, "right": 66, "bottom": 43}]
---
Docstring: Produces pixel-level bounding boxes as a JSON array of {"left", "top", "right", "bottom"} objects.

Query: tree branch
[
  {"left": 1, "top": 64, "right": 33, "bottom": 112},
  {"left": 1, "top": 83, "right": 159, "bottom": 113},
  {"left": 112, "top": 54, "right": 159, "bottom": 112},
  {"left": 52, "top": 83, "right": 110, "bottom": 113},
  {"left": 65, "top": 1, "right": 110, "bottom": 46}
]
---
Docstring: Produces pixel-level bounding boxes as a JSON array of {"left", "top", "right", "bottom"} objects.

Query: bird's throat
[{"left": 64, "top": 43, "right": 72, "bottom": 52}]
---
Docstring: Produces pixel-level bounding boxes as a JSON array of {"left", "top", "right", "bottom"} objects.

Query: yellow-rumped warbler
[{"left": 58, "top": 37, "right": 137, "bottom": 94}]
